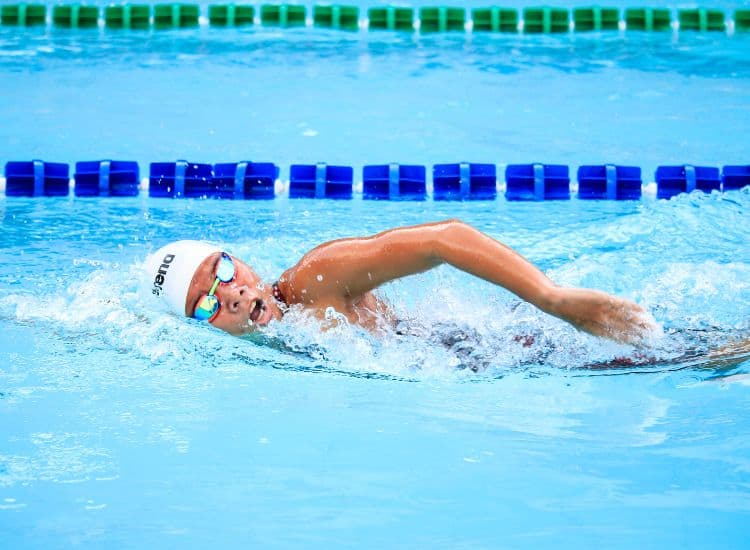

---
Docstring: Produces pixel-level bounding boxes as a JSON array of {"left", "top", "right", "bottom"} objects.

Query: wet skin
[
  {"left": 184, "top": 220, "right": 656, "bottom": 343},
  {"left": 185, "top": 252, "right": 283, "bottom": 335},
  {"left": 185, "top": 252, "right": 392, "bottom": 335}
]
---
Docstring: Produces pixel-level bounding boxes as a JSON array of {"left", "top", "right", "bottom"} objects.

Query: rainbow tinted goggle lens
[{"left": 193, "top": 253, "right": 236, "bottom": 321}]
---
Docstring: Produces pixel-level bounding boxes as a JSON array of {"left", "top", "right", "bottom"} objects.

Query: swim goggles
[{"left": 193, "top": 252, "right": 236, "bottom": 321}]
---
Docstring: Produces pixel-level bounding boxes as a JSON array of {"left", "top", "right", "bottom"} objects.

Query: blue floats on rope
[
  {"left": 214, "top": 162, "right": 279, "bottom": 199},
  {"left": 722, "top": 165, "right": 750, "bottom": 190},
  {"left": 655, "top": 165, "right": 721, "bottom": 199},
  {"left": 505, "top": 163, "right": 570, "bottom": 201},
  {"left": 433, "top": 163, "right": 497, "bottom": 201},
  {"left": 4, "top": 160, "right": 69, "bottom": 197},
  {"left": 5, "top": 160, "right": 750, "bottom": 199},
  {"left": 289, "top": 163, "right": 353, "bottom": 199},
  {"left": 74, "top": 160, "right": 140, "bottom": 197},
  {"left": 149, "top": 161, "right": 279, "bottom": 199},
  {"left": 149, "top": 161, "right": 213, "bottom": 198},
  {"left": 577, "top": 164, "right": 642, "bottom": 200},
  {"left": 363, "top": 164, "right": 426, "bottom": 200}
]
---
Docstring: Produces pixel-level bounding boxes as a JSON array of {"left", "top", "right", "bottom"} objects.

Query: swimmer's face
[{"left": 185, "top": 252, "right": 283, "bottom": 335}]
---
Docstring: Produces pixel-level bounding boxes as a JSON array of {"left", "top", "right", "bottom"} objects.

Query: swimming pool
[{"left": 2, "top": 2, "right": 750, "bottom": 547}]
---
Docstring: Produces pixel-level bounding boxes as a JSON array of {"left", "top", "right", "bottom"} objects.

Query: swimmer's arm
[
  {"left": 288, "top": 219, "right": 556, "bottom": 307},
  {"left": 420, "top": 220, "right": 654, "bottom": 343},
  {"left": 288, "top": 219, "right": 653, "bottom": 343}
]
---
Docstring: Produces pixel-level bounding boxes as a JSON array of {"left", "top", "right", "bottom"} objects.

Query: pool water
[
  {"left": 2, "top": 5, "right": 750, "bottom": 547},
  {"left": 2, "top": 11, "right": 749, "bottom": 176}
]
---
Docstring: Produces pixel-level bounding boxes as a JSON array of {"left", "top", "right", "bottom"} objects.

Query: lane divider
[
  {"left": 578, "top": 165, "right": 642, "bottom": 200},
  {"left": 3, "top": 160, "right": 748, "bottom": 200},
  {"left": 363, "top": 164, "right": 425, "bottom": 200},
  {"left": 105, "top": 5, "right": 150, "bottom": 29},
  {"left": 433, "top": 163, "right": 496, "bottom": 200},
  {"left": 1, "top": 4, "right": 749, "bottom": 34}
]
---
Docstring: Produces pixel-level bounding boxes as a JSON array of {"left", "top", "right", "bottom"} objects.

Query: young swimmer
[{"left": 144, "top": 219, "right": 656, "bottom": 344}]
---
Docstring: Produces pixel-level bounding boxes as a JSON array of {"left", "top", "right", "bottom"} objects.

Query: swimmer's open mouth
[{"left": 249, "top": 299, "right": 265, "bottom": 323}]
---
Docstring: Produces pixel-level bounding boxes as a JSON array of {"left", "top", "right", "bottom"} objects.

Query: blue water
[
  {"left": 2, "top": 7, "right": 750, "bottom": 548},
  {"left": 2, "top": 13, "right": 749, "bottom": 178}
]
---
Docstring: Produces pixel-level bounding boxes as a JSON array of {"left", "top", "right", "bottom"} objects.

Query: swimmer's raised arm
[{"left": 282, "top": 219, "right": 655, "bottom": 343}]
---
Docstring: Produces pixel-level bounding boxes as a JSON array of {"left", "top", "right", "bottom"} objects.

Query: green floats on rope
[
  {"left": 209, "top": 4, "right": 255, "bottom": 26},
  {"left": 52, "top": 5, "right": 99, "bottom": 28},
  {"left": 153, "top": 3, "right": 200, "bottom": 29},
  {"left": 367, "top": 6, "right": 414, "bottom": 31},
  {"left": 419, "top": 7, "right": 465, "bottom": 33},
  {"left": 573, "top": 6, "right": 620, "bottom": 31},
  {"left": 260, "top": 5, "right": 306, "bottom": 27},
  {"left": 0, "top": 4, "right": 47, "bottom": 26},
  {"left": 313, "top": 5, "right": 359, "bottom": 30},
  {"left": 678, "top": 8, "right": 725, "bottom": 32},
  {"left": 523, "top": 7, "right": 569, "bottom": 33},
  {"left": 105, "top": 5, "right": 151, "bottom": 29},
  {"left": 624, "top": 8, "right": 671, "bottom": 31},
  {"left": 736, "top": 9, "right": 750, "bottom": 31},
  {"left": 472, "top": 8, "right": 518, "bottom": 33}
]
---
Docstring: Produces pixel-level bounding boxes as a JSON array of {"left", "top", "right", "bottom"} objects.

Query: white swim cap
[{"left": 143, "top": 240, "right": 221, "bottom": 316}]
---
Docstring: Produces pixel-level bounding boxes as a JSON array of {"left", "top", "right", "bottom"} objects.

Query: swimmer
[{"left": 144, "top": 219, "right": 657, "bottom": 344}]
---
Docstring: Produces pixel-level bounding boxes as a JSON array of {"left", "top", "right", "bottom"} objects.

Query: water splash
[{"left": 2, "top": 191, "right": 750, "bottom": 380}]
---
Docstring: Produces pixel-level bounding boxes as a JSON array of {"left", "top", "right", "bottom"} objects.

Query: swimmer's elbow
[
  {"left": 433, "top": 219, "right": 469, "bottom": 240},
  {"left": 427, "top": 220, "right": 466, "bottom": 263},
  {"left": 439, "top": 218, "right": 467, "bottom": 230},
  {"left": 431, "top": 219, "right": 471, "bottom": 256}
]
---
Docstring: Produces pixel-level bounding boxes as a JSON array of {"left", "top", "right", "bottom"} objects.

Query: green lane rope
[
  {"left": 736, "top": 9, "right": 750, "bottom": 31},
  {"left": 678, "top": 8, "right": 725, "bottom": 32},
  {"left": 209, "top": 4, "right": 255, "bottom": 26},
  {"left": 260, "top": 4, "right": 305, "bottom": 27},
  {"left": 314, "top": 5, "right": 358, "bottom": 30},
  {"left": 104, "top": 5, "right": 151, "bottom": 29},
  {"left": 625, "top": 8, "right": 671, "bottom": 31},
  {"left": 1, "top": 3, "right": 46, "bottom": 26},
  {"left": 523, "top": 7, "right": 569, "bottom": 33},
  {"left": 368, "top": 6, "right": 413, "bottom": 31},
  {"left": 53, "top": 5, "right": 99, "bottom": 28},
  {"left": 472, "top": 7, "right": 518, "bottom": 32},
  {"left": 573, "top": 7, "right": 620, "bottom": 31},
  {"left": 0, "top": 4, "right": 747, "bottom": 35}
]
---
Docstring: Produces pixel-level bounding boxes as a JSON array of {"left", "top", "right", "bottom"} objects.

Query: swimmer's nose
[{"left": 223, "top": 284, "right": 254, "bottom": 314}]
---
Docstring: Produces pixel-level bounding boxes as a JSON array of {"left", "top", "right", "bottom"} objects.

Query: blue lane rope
[
  {"left": 98, "top": 160, "right": 110, "bottom": 197},
  {"left": 3, "top": 160, "right": 749, "bottom": 200},
  {"left": 32, "top": 160, "right": 44, "bottom": 196},
  {"left": 315, "top": 163, "right": 327, "bottom": 199},
  {"left": 605, "top": 164, "right": 617, "bottom": 200},
  {"left": 233, "top": 161, "right": 248, "bottom": 200},
  {"left": 174, "top": 160, "right": 187, "bottom": 197},
  {"left": 532, "top": 163, "right": 545, "bottom": 200},
  {"left": 388, "top": 163, "right": 399, "bottom": 200},
  {"left": 684, "top": 164, "right": 697, "bottom": 193},
  {"left": 459, "top": 162, "right": 471, "bottom": 198}
]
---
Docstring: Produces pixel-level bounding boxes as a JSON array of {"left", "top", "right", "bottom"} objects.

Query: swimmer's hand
[{"left": 547, "top": 287, "right": 657, "bottom": 345}]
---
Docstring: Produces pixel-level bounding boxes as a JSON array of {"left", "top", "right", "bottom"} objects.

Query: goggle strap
[{"left": 208, "top": 277, "right": 221, "bottom": 295}]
